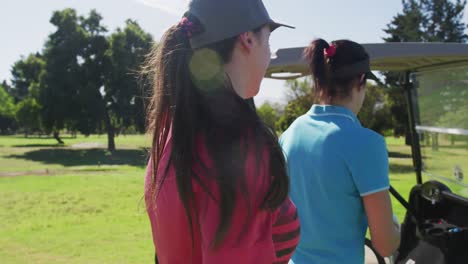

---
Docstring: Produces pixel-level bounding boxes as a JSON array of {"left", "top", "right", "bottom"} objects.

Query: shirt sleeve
[
  {"left": 272, "top": 198, "right": 300, "bottom": 264},
  {"left": 347, "top": 132, "right": 390, "bottom": 197}
]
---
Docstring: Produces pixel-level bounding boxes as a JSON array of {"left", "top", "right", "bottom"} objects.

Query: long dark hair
[
  {"left": 142, "top": 14, "right": 289, "bottom": 250},
  {"left": 304, "top": 39, "right": 369, "bottom": 103}
]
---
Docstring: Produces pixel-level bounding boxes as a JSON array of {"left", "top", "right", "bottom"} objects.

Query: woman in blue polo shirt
[{"left": 280, "top": 39, "right": 400, "bottom": 264}]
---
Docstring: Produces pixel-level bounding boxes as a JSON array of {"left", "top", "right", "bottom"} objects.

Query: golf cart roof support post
[{"left": 404, "top": 71, "right": 423, "bottom": 184}]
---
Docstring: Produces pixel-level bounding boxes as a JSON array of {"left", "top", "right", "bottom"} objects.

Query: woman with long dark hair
[
  {"left": 143, "top": 1, "right": 299, "bottom": 263},
  {"left": 281, "top": 39, "right": 400, "bottom": 264}
]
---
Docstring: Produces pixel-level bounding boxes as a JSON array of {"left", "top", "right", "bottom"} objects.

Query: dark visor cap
[
  {"left": 187, "top": 0, "right": 294, "bottom": 49},
  {"left": 333, "top": 58, "right": 378, "bottom": 82}
]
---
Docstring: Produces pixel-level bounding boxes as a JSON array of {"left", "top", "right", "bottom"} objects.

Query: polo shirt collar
[{"left": 309, "top": 104, "right": 360, "bottom": 124}]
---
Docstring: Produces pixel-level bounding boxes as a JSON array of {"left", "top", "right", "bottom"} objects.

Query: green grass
[
  {"left": 0, "top": 134, "right": 422, "bottom": 263},
  {"left": 0, "top": 134, "right": 152, "bottom": 148},
  {"left": 0, "top": 135, "right": 153, "bottom": 263},
  {"left": 0, "top": 135, "right": 151, "bottom": 173},
  {"left": 0, "top": 173, "right": 153, "bottom": 264},
  {"left": 385, "top": 136, "right": 418, "bottom": 220}
]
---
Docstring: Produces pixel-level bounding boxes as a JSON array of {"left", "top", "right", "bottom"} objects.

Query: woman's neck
[
  {"left": 225, "top": 66, "right": 245, "bottom": 98},
  {"left": 319, "top": 98, "right": 359, "bottom": 115}
]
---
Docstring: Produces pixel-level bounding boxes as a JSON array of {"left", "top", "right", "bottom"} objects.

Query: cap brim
[
  {"left": 269, "top": 21, "right": 295, "bottom": 31},
  {"left": 366, "top": 71, "right": 378, "bottom": 81},
  {"left": 366, "top": 71, "right": 385, "bottom": 86}
]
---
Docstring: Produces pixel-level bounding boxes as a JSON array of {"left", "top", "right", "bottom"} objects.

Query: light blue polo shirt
[{"left": 280, "top": 105, "right": 390, "bottom": 264}]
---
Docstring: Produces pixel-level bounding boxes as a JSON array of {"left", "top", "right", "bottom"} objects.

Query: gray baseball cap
[{"left": 187, "top": 0, "right": 294, "bottom": 49}]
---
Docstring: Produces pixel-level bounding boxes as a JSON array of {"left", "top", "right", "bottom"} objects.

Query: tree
[
  {"left": 40, "top": 8, "right": 88, "bottom": 144},
  {"left": 10, "top": 53, "right": 46, "bottom": 102},
  {"left": 382, "top": 0, "right": 468, "bottom": 143},
  {"left": 16, "top": 98, "right": 42, "bottom": 137},
  {"left": 75, "top": 10, "right": 109, "bottom": 138},
  {"left": 257, "top": 102, "right": 279, "bottom": 129},
  {"left": 276, "top": 78, "right": 314, "bottom": 133},
  {"left": 36, "top": 8, "right": 153, "bottom": 150},
  {"left": 0, "top": 84, "right": 16, "bottom": 117},
  {"left": 104, "top": 19, "right": 153, "bottom": 149},
  {"left": 8, "top": 54, "right": 45, "bottom": 135},
  {"left": 420, "top": 0, "right": 468, "bottom": 42},
  {"left": 0, "top": 84, "right": 16, "bottom": 134},
  {"left": 1, "top": 81, "right": 13, "bottom": 97},
  {"left": 358, "top": 84, "right": 393, "bottom": 135},
  {"left": 384, "top": 0, "right": 467, "bottom": 43},
  {"left": 383, "top": 0, "right": 425, "bottom": 43}
]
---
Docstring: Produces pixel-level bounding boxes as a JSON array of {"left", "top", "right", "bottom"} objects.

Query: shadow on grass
[
  {"left": 12, "top": 135, "right": 77, "bottom": 140},
  {"left": 421, "top": 144, "right": 468, "bottom": 151},
  {"left": 388, "top": 151, "right": 412, "bottom": 159},
  {"left": 12, "top": 144, "right": 66, "bottom": 148},
  {"left": 8, "top": 148, "right": 148, "bottom": 167},
  {"left": 390, "top": 163, "right": 414, "bottom": 174},
  {"left": 388, "top": 178, "right": 404, "bottom": 182}
]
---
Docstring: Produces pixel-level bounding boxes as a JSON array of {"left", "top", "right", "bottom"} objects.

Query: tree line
[
  {"left": 0, "top": 9, "right": 153, "bottom": 151},
  {"left": 1, "top": 0, "right": 467, "bottom": 150}
]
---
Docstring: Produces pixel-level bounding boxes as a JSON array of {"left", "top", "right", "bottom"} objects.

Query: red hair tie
[
  {"left": 324, "top": 45, "right": 336, "bottom": 58},
  {"left": 179, "top": 17, "right": 195, "bottom": 38}
]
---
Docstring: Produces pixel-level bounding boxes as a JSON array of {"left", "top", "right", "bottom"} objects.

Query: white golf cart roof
[{"left": 266, "top": 42, "right": 468, "bottom": 80}]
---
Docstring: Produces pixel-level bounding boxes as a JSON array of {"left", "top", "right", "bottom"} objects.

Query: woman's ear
[
  {"left": 360, "top": 73, "right": 366, "bottom": 83},
  {"left": 239, "top": 32, "right": 254, "bottom": 52},
  {"left": 358, "top": 73, "right": 366, "bottom": 90}
]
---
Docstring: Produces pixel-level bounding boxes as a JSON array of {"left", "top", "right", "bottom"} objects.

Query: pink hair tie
[
  {"left": 324, "top": 45, "right": 337, "bottom": 58},
  {"left": 179, "top": 17, "right": 195, "bottom": 38}
]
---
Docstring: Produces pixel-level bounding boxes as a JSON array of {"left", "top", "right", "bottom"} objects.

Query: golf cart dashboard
[
  {"left": 417, "top": 181, "right": 468, "bottom": 225},
  {"left": 396, "top": 181, "right": 468, "bottom": 263}
]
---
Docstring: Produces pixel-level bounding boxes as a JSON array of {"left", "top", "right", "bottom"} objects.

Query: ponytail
[
  {"left": 304, "top": 39, "right": 370, "bottom": 103},
  {"left": 303, "top": 39, "right": 335, "bottom": 101},
  {"left": 143, "top": 18, "right": 200, "bottom": 250}
]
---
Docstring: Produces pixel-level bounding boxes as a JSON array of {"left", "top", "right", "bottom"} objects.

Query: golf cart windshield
[{"left": 412, "top": 65, "right": 468, "bottom": 197}]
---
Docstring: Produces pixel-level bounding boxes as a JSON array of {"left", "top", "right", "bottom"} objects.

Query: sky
[{"left": 1, "top": 0, "right": 467, "bottom": 105}]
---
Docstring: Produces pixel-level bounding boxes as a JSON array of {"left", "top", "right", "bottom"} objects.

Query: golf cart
[{"left": 265, "top": 43, "right": 468, "bottom": 264}]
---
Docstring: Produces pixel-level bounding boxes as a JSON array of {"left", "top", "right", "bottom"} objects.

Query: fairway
[
  {"left": 0, "top": 135, "right": 154, "bottom": 263},
  {"left": 0, "top": 135, "right": 417, "bottom": 263}
]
